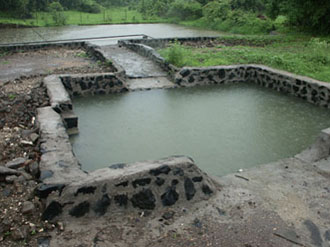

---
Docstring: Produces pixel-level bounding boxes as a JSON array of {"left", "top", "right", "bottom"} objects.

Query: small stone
[
  {"left": 193, "top": 218, "right": 202, "bottom": 228},
  {"left": 0, "top": 166, "right": 20, "bottom": 176},
  {"left": 5, "top": 175, "right": 18, "bottom": 184},
  {"left": 22, "top": 201, "right": 35, "bottom": 214},
  {"left": 37, "top": 236, "right": 50, "bottom": 247},
  {"left": 29, "top": 162, "right": 39, "bottom": 177},
  {"left": 57, "top": 222, "right": 64, "bottom": 231},
  {"left": 29, "top": 133, "right": 39, "bottom": 143},
  {"left": 12, "top": 226, "right": 29, "bottom": 240},
  {"left": 2, "top": 187, "right": 11, "bottom": 197},
  {"left": 5, "top": 157, "right": 26, "bottom": 169},
  {"left": 162, "top": 211, "right": 175, "bottom": 220}
]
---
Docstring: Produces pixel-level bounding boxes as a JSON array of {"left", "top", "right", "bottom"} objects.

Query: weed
[
  {"left": 76, "top": 51, "right": 88, "bottom": 58},
  {"left": 166, "top": 41, "right": 185, "bottom": 67},
  {"left": 8, "top": 93, "right": 16, "bottom": 100}
]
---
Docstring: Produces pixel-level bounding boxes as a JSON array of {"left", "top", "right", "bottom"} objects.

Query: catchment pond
[{"left": 70, "top": 83, "right": 330, "bottom": 176}]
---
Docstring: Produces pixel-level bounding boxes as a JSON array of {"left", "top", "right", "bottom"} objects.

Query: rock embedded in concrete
[
  {"left": 184, "top": 177, "right": 196, "bottom": 201},
  {"left": 132, "top": 178, "right": 151, "bottom": 188},
  {"left": 69, "top": 201, "right": 90, "bottom": 218},
  {"left": 42, "top": 201, "right": 63, "bottom": 221},
  {"left": 74, "top": 186, "right": 97, "bottom": 196},
  {"left": 155, "top": 177, "right": 165, "bottom": 186},
  {"left": 114, "top": 194, "right": 128, "bottom": 207},
  {"left": 131, "top": 189, "right": 156, "bottom": 210},
  {"left": 93, "top": 194, "right": 111, "bottom": 216},
  {"left": 149, "top": 165, "right": 171, "bottom": 176},
  {"left": 202, "top": 184, "right": 213, "bottom": 195},
  {"left": 161, "top": 186, "right": 179, "bottom": 206}
]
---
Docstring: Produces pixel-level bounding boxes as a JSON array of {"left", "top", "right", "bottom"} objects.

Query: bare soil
[{"left": 0, "top": 48, "right": 115, "bottom": 246}]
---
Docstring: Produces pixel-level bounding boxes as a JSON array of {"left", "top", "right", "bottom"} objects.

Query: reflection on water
[
  {"left": 70, "top": 83, "right": 330, "bottom": 176},
  {"left": 0, "top": 23, "right": 221, "bottom": 45}
]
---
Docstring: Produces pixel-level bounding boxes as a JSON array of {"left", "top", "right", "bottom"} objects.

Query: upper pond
[
  {"left": 70, "top": 83, "right": 330, "bottom": 176},
  {"left": 0, "top": 23, "right": 221, "bottom": 45}
]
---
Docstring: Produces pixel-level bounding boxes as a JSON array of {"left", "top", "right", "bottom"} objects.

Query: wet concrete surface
[
  {"left": 127, "top": 77, "right": 176, "bottom": 90},
  {"left": 100, "top": 45, "right": 168, "bottom": 78}
]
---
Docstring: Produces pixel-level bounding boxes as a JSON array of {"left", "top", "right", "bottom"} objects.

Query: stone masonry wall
[
  {"left": 41, "top": 156, "right": 218, "bottom": 221},
  {"left": 175, "top": 64, "right": 330, "bottom": 108}
]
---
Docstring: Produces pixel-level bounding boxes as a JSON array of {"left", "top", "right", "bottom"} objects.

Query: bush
[
  {"left": 79, "top": 0, "right": 102, "bottom": 13},
  {"left": 167, "top": 0, "right": 202, "bottom": 21},
  {"left": 203, "top": 0, "right": 231, "bottom": 22},
  {"left": 48, "top": 2, "right": 67, "bottom": 26}
]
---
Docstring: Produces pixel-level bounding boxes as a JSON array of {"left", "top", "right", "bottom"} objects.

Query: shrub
[
  {"left": 167, "top": 41, "right": 185, "bottom": 67},
  {"left": 79, "top": 0, "right": 102, "bottom": 13},
  {"left": 167, "top": 0, "right": 202, "bottom": 21},
  {"left": 203, "top": 0, "right": 231, "bottom": 22},
  {"left": 48, "top": 2, "right": 67, "bottom": 26}
]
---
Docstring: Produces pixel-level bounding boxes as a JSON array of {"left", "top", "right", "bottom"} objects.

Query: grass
[
  {"left": 0, "top": 7, "right": 167, "bottom": 27},
  {"left": 158, "top": 35, "right": 330, "bottom": 82}
]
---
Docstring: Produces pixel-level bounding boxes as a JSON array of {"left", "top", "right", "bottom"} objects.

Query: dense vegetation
[
  {"left": 0, "top": 0, "right": 329, "bottom": 35},
  {"left": 159, "top": 36, "right": 330, "bottom": 81}
]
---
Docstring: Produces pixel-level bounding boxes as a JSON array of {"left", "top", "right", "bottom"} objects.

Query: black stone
[
  {"left": 188, "top": 76, "right": 194, "bottom": 83},
  {"left": 69, "top": 201, "right": 90, "bottom": 218},
  {"left": 293, "top": 85, "right": 300, "bottom": 92},
  {"left": 132, "top": 178, "right": 151, "bottom": 188},
  {"left": 171, "top": 179, "right": 179, "bottom": 186},
  {"left": 184, "top": 177, "right": 196, "bottom": 201},
  {"left": 64, "top": 117, "right": 78, "bottom": 129},
  {"left": 173, "top": 167, "right": 184, "bottom": 176},
  {"left": 131, "top": 189, "right": 156, "bottom": 210},
  {"left": 218, "top": 69, "right": 225, "bottom": 79},
  {"left": 39, "top": 170, "right": 53, "bottom": 181},
  {"left": 202, "top": 184, "right": 213, "bottom": 195},
  {"left": 161, "top": 186, "right": 179, "bottom": 206},
  {"left": 109, "top": 163, "right": 126, "bottom": 169},
  {"left": 162, "top": 211, "right": 175, "bottom": 220},
  {"left": 93, "top": 194, "right": 111, "bottom": 216},
  {"left": 180, "top": 69, "right": 190, "bottom": 77},
  {"left": 42, "top": 201, "right": 63, "bottom": 221},
  {"left": 155, "top": 177, "right": 165, "bottom": 186},
  {"left": 304, "top": 220, "right": 323, "bottom": 247},
  {"left": 74, "top": 186, "right": 97, "bottom": 196},
  {"left": 114, "top": 194, "right": 128, "bottom": 207},
  {"left": 34, "top": 184, "right": 65, "bottom": 199},
  {"left": 149, "top": 165, "right": 171, "bottom": 176},
  {"left": 229, "top": 73, "right": 235, "bottom": 80},
  {"left": 37, "top": 237, "right": 51, "bottom": 247},
  {"left": 115, "top": 181, "right": 128, "bottom": 187},
  {"left": 192, "top": 176, "right": 203, "bottom": 182},
  {"left": 79, "top": 80, "right": 87, "bottom": 90},
  {"left": 324, "top": 230, "right": 330, "bottom": 241}
]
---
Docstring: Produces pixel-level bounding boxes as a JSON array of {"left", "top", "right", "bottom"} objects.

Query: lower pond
[{"left": 70, "top": 83, "right": 330, "bottom": 176}]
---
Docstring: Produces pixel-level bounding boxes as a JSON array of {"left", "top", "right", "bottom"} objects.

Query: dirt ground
[
  {"left": 0, "top": 47, "right": 115, "bottom": 83},
  {"left": 1, "top": 43, "right": 330, "bottom": 247},
  {"left": 0, "top": 47, "right": 115, "bottom": 247}
]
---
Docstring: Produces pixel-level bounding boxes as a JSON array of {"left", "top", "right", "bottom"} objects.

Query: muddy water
[
  {"left": 0, "top": 23, "right": 221, "bottom": 45},
  {"left": 70, "top": 83, "right": 330, "bottom": 176}
]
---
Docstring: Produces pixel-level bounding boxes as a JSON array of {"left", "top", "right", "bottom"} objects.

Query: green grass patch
[
  {"left": 0, "top": 8, "right": 167, "bottom": 27},
  {"left": 159, "top": 36, "right": 330, "bottom": 82}
]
